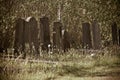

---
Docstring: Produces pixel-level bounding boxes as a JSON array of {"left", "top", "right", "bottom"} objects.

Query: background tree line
[{"left": 0, "top": 0, "right": 120, "bottom": 49}]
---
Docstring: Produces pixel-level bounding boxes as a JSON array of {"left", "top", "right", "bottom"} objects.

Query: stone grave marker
[
  {"left": 40, "top": 16, "right": 50, "bottom": 51},
  {"left": 53, "top": 22, "right": 62, "bottom": 51},
  {"left": 14, "top": 18, "right": 25, "bottom": 54},
  {"left": 119, "top": 29, "right": 120, "bottom": 46},
  {"left": 25, "top": 17, "right": 39, "bottom": 54},
  {"left": 92, "top": 20, "right": 101, "bottom": 49},
  {"left": 111, "top": 22, "right": 118, "bottom": 45},
  {"left": 62, "top": 30, "right": 70, "bottom": 52},
  {"left": 82, "top": 22, "right": 92, "bottom": 49}
]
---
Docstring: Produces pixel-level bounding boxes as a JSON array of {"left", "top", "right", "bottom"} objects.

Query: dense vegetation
[
  {"left": 0, "top": 1, "right": 120, "bottom": 80},
  {"left": 0, "top": 0, "right": 120, "bottom": 49}
]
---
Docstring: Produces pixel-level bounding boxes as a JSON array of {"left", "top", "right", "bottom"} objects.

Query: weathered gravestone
[
  {"left": 119, "top": 29, "right": 120, "bottom": 46},
  {"left": 111, "top": 22, "right": 118, "bottom": 45},
  {"left": 62, "top": 30, "right": 70, "bottom": 52},
  {"left": 40, "top": 16, "right": 50, "bottom": 51},
  {"left": 25, "top": 17, "right": 39, "bottom": 54},
  {"left": 53, "top": 22, "right": 62, "bottom": 51},
  {"left": 82, "top": 22, "right": 92, "bottom": 49},
  {"left": 92, "top": 20, "right": 101, "bottom": 49},
  {"left": 14, "top": 18, "right": 25, "bottom": 54}
]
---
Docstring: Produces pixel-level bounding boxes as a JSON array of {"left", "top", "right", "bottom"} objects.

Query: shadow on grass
[
  {"left": 57, "top": 64, "right": 120, "bottom": 77},
  {"left": 57, "top": 65, "right": 91, "bottom": 77}
]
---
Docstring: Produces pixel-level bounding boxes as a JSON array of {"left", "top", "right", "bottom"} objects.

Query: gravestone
[
  {"left": 111, "top": 22, "right": 118, "bottom": 45},
  {"left": 24, "top": 19, "right": 31, "bottom": 44},
  {"left": 92, "top": 20, "right": 101, "bottom": 49},
  {"left": 14, "top": 18, "right": 25, "bottom": 54},
  {"left": 14, "top": 17, "right": 39, "bottom": 58},
  {"left": 40, "top": 16, "right": 50, "bottom": 51},
  {"left": 82, "top": 22, "right": 92, "bottom": 49},
  {"left": 62, "top": 30, "right": 70, "bottom": 52},
  {"left": 119, "top": 29, "right": 120, "bottom": 46},
  {"left": 53, "top": 22, "right": 62, "bottom": 51},
  {"left": 25, "top": 17, "right": 39, "bottom": 54}
]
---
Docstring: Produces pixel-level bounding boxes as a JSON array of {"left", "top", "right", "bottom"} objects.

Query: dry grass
[{"left": 0, "top": 46, "right": 120, "bottom": 80}]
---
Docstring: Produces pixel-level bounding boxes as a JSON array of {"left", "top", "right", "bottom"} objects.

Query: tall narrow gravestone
[
  {"left": 92, "top": 20, "right": 101, "bottom": 49},
  {"left": 25, "top": 18, "right": 31, "bottom": 44},
  {"left": 40, "top": 16, "right": 50, "bottom": 51},
  {"left": 119, "top": 29, "right": 120, "bottom": 46},
  {"left": 82, "top": 23, "right": 92, "bottom": 49},
  {"left": 25, "top": 17, "right": 39, "bottom": 54},
  {"left": 111, "top": 22, "right": 118, "bottom": 45},
  {"left": 53, "top": 22, "right": 62, "bottom": 50},
  {"left": 14, "top": 18, "right": 25, "bottom": 54},
  {"left": 62, "top": 30, "right": 70, "bottom": 52}
]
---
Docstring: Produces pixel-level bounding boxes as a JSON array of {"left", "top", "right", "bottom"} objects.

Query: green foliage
[{"left": 0, "top": 0, "right": 120, "bottom": 48}]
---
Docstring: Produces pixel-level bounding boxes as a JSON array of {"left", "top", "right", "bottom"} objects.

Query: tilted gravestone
[
  {"left": 111, "top": 22, "right": 118, "bottom": 45},
  {"left": 25, "top": 17, "right": 39, "bottom": 54},
  {"left": 40, "top": 16, "right": 50, "bottom": 51},
  {"left": 14, "top": 18, "right": 25, "bottom": 54},
  {"left": 92, "top": 20, "right": 101, "bottom": 49},
  {"left": 82, "top": 22, "right": 92, "bottom": 49},
  {"left": 53, "top": 22, "right": 62, "bottom": 51},
  {"left": 62, "top": 30, "right": 70, "bottom": 52}
]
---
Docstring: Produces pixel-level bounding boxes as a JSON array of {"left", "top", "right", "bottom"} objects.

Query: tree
[{"left": 0, "top": 0, "right": 120, "bottom": 49}]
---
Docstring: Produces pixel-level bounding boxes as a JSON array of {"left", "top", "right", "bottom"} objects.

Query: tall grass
[{"left": 0, "top": 46, "right": 120, "bottom": 80}]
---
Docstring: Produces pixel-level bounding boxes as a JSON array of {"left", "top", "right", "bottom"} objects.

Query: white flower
[
  {"left": 91, "top": 53, "right": 95, "bottom": 57},
  {"left": 48, "top": 44, "right": 51, "bottom": 48}
]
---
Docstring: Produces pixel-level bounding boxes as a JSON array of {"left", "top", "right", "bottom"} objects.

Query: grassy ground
[{"left": 0, "top": 46, "right": 120, "bottom": 80}]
